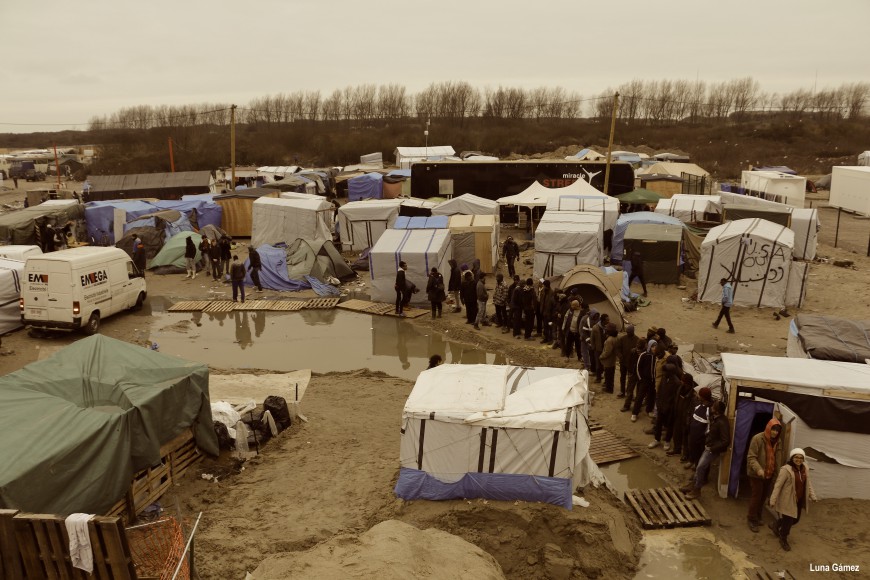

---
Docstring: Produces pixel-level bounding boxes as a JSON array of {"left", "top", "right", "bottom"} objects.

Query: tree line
[{"left": 87, "top": 78, "right": 869, "bottom": 131}]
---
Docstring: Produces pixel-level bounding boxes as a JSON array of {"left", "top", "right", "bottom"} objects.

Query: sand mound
[{"left": 246, "top": 519, "right": 504, "bottom": 579}]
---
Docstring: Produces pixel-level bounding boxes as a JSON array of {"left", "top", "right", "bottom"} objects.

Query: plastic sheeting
[
  {"left": 368, "top": 229, "right": 452, "bottom": 304},
  {"left": 611, "top": 211, "right": 682, "bottom": 263},
  {"left": 544, "top": 194, "right": 619, "bottom": 231},
  {"left": 0, "top": 335, "right": 218, "bottom": 515},
  {"left": 338, "top": 199, "right": 402, "bottom": 252},
  {"left": 242, "top": 245, "right": 308, "bottom": 292},
  {"left": 347, "top": 173, "right": 384, "bottom": 201},
  {"left": 250, "top": 197, "right": 333, "bottom": 248},
  {"left": 534, "top": 216, "right": 603, "bottom": 277},
  {"left": 148, "top": 231, "right": 202, "bottom": 272},
  {"left": 788, "top": 315, "right": 870, "bottom": 362},
  {"left": 0, "top": 258, "right": 23, "bottom": 334},
  {"left": 654, "top": 195, "right": 721, "bottom": 224},
  {"left": 84, "top": 199, "right": 222, "bottom": 245}
]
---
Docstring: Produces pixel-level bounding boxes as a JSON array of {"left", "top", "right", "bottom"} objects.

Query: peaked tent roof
[
  {"left": 431, "top": 193, "right": 499, "bottom": 216},
  {"left": 615, "top": 188, "right": 663, "bottom": 204},
  {"left": 498, "top": 179, "right": 605, "bottom": 208},
  {"left": 638, "top": 162, "right": 709, "bottom": 178}
]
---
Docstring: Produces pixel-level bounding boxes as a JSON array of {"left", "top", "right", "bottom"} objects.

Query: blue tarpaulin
[
  {"left": 394, "top": 467, "right": 573, "bottom": 509},
  {"left": 242, "top": 245, "right": 308, "bottom": 292},
  {"left": 611, "top": 211, "right": 682, "bottom": 262},
  {"left": 348, "top": 173, "right": 383, "bottom": 201},
  {"left": 85, "top": 199, "right": 222, "bottom": 244},
  {"left": 392, "top": 216, "right": 449, "bottom": 229}
]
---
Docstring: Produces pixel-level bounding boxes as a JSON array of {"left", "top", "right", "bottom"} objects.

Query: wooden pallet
[
  {"left": 336, "top": 298, "right": 429, "bottom": 318},
  {"left": 0, "top": 510, "right": 136, "bottom": 579},
  {"left": 587, "top": 418, "right": 604, "bottom": 432},
  {"left": 269, "top": 300, "right": 306, "bottom": 311},
  {"left": 304, "top": 297, "right": 340, "bottom": 309},
  {"left": 624, "top": 486, "right": 711, "bottom": 529},
  {"left": 203, "top": 301, "right": 237, "bottom": 313},
  {"left": 589, "top": 429, "right": 639, "bottom": 465},
  {"left": 744, "top": 567, "right": 796, "bottom": 579},
  {"left": 106, "top": 430, "right": 202, "bottom": 522},
  {"left": 167, "top": 300, "right": 211, "bottom": 312}
]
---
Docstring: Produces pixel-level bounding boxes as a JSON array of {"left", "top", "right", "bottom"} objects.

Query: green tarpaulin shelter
[
  {"left": 148, "top": 230, "right": 202, "bottom": 273},
  {"left": 0, "top": 335, "right": 218, "bottom": 515},
  {"left": 615, "top": 189, "right": 663, "bottom": 205},
  {"left": 0, "top": 200, "right": 85, "bottom": 245}
]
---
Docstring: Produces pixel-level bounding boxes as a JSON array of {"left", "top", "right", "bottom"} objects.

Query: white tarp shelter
[
  {"left": 638, "top": 161, "right": 709, "bottom": 178},
  {"left": 718, "top": 191, "right": 819, "bottom": 260},
  {"left": 369, "top": 228, "right": 452, "bottom": 304},
  {"left": 250, "top": 197, "right": 333, "bottom": 248},
  {"left": 534, "top": 211, "right": 604, "bottom": 277},
  {"left": 830, "top": 166, "right": 870, "bottom": 216},
  {"left": 394, "top": 364, "right": 598, "bottom": 509},
  {"left": 499, "top": 180, "right": 606, "bottom": 210},
  {"left": 697, "top": 219, "right": 807, "bottom": 308},
  {"left": 654, "top": 194, "right": 722, "bottom": 223},
  {"left": 431, "top": 194, "right": 499, "bottom": 216},
  {"left": 279, "top": 191, "right": 326, "bottom": 201},
  {"left": 740, "top": 171, "right": 806, "bottom": 208},
  {"left": 0, "top": 258, "right": 23, "bottom": 334},
  {"left": 544, "top": 194, "right": 619, "bottom": 232},
  {"left": 448, "top": 214, "right": 499, "bottom": 274},
  {"left": 337, "top": 199, "right": 402, "bottom": 252},
  {"left": 395, "top": 146, "right": 456, "bottom": 169},
  {"left": 257, "top": 166, "right": 300, "bottom": 183},
  {"left": 719, "top": 353, "right": 870, "bottom": 500}
]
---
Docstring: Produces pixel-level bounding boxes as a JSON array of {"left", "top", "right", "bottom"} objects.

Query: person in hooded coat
[
  {"left": 615, "top": 325, "right": 637, "bottom": 398},
  {"left": 648, "top": 357, "right": 682, "bottom": 450},
  {"left": 460, "top": 271, "right": 478, "bottom": 324},
  {"left": 492, "top": 272, "right": 508, "bottom": 327},
  {"left": 184, "top": 236, "right": 197, "bottom": 279},
  {"left": 599, "top": 323, "right": 619, "bottom": 393},
  {"left": 426, "top": 267, "right": 446, "bottom": 318},
  {"left": 769, "top": 448, "right": 817, "bottom": 551},
  {"left": 746, "top": 418, "right": 785, "bottom": 533}
]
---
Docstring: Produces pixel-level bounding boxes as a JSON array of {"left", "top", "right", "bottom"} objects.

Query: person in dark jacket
[
  {"left": 184, "top": 236, "right": 197, "bottom": 279},
  {"left": 426, "top": 267, "right": 446, "bottom": 318},
  {"left": 590, "top": 313, "right": 609, "bottom": 382},
  {"left": 474, "top": 272, "right": 488, "bottom": 330},
  {"left": 395, "top": 261, "right": 407, "bottom": 315},
  {"left": 248, "top": 247, "right": 263, "bottom": 292},
  {"left": 561, "top": 300, "right": 582, "bottom": 359},
  {"left": 553, "top": 291, "right": 570, "bottom": 350},
  {"left": 615, "top": 325, "right": 637, "bottom": 398},
  {"left": 599, "top": 323, "right": 619, "bottom": 393},
  {"left": 492, "top": 273, "right": 508, "bottom": 327},
  {"left": 132, "top": 235, "right": 146, "bottom": 273},
  {"left": 683, "top": 400, "right": 730, "bottom": 499},
  {"left": 509, "top": 275, "right": 523, "bottom": 338},
  {"left": 669, "top": 371, "right": 697, "bottom": 459},
  {"left": 503, "top": 236, "right": 519, "bottom": 278},
  {"left": 631, "top": 342, "right": 656, "bottom": 421},
  {"left": 460, "top": 271, "right": 478, "bottom": 324},
  {"left": 520, "top": 278, "right": 537, "bottom": 340},
  {"left": 538, "top": 280, "right": 556, "bottom": 344},
  {"left": 628, "top": 249, "right": 648, "bottom": 297},
  {"left": 471, "top": 258, "right": 481, "bottom": 284},
  {"left": 219, "top": 236, "right": 232, "bottom": 276},
  {"left": 208, "top": 238, "right": 222, "bottom": 280},
  {"left": 621, "top": 337, "right": 644, "bottom": 412},
  {"left": 648, "top": 359, "right": 682, "bottom": 449},
  {"left": 230, "top": 255, "right": 246, "bottom": 303},
  {"left": 447, "top": 259, "right": 462, "bottom": 313},
  {"left": 199, "top": 237, "right": 211, "bottom": 271},
  {"left": 685, "top": 387, "right": 712, "bottom": 471}
]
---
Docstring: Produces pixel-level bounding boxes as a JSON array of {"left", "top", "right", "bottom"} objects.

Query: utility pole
[
  {"left": 230, "top": 105, "right": 237, "bottom": 190},
  {"left": 168, "top": 137, "right": 175, "bottom": 173},
  {"left": 52, "top": 143, "right": 61, "bottom": 189},
  {"left": 424, "top": 117, "right": 430, "bottom": 159},
  {"left": 603, "top": 92, "right": 620, "bottom": 195}
]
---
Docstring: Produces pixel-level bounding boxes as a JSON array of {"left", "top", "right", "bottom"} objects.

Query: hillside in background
[{"left": 2, "top": 116, "right": 868, "bottom": 181}]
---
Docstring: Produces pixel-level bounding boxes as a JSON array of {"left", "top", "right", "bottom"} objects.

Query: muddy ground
[{"left": 1, "top": 180, "right": 869, "bottom": 578}]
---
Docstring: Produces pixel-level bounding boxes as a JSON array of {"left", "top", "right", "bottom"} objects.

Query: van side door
[{"left": 108, "top": 258, "right": 136, "bottom": 313}]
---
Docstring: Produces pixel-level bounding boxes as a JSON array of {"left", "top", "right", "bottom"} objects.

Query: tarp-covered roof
[
  {"left": 638, "top": 162, "right": 709, "bottom": 178},
  {"left": 431, "top": 193, "right": 499, "bottom": 216},
  {"left": 87, "top": 171, "right": 213, "bottom": 193},
  {"left": 0, "top": 335, "right": 218, "bottom": 515},
  {"left": 793, "top": 315, "right": 870, "bottom": 363},
  {"left": 0, "top": 200, "right": 85, "bottom": 245}
]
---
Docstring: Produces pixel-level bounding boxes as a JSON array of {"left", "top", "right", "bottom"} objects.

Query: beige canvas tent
[
  {"left": 447, "top": 214, "right": 499, "bottom": 273},
  {"left": 213, "top": 188, "right": 279, "bottom": 237},
  {"left": 558, "top": 265, "right": 625, "bottom": 330}
]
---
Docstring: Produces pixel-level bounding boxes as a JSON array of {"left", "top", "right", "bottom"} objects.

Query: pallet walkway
[
  {"left": 589, "top": 429, "right": 638, "bottom": 465},
  {"left": 624, "top": 486, "right": 712, "bottom": 529},
  {"left": 744, "top": 567, "right": 796, "bottom": 579},
  {"left": 336, "top": 298, "right": 429, "bottom": 318},
  {"left": 587, "top": 418, "right": 603, "bottom": 432},
  {"left": 167, "top": 298, "right": 337, "bottom": 313}
]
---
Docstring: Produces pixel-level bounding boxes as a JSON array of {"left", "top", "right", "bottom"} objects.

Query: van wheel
[
  {"left": 133, "top": 292, "right": 146, "bottom": 310},
  {"left": 84, "top": 313, "right": 100, "bottom": 335}
]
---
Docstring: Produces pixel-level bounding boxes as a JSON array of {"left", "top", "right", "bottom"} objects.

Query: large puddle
[
  {"left": 634, "top": 529, "right": 746, "bottom": 579},
  {"left": 599, "top": 456, "right": 667, "bottom": 501},
  {"left": 143, "top": 298, "right": 505, "bottom": 380}
]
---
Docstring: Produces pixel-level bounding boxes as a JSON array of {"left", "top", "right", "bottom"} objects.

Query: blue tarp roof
[
  {"left": 85, "top": 199, "right": 222, "bottom": 245},
  {"left": 753, "top": 166, "right": 797, "bottom": 175},
  {"left": 348, "top": 173, "right": 383, "bottom": 201},
  {"left": 611, "top": 211, "right": 683, "bottom": 263},
  {"left": 393, "top": 216, "right": 449, "bottom": 230},
  {"left": 242, "top": 245, "right": 308, "bottom": 292}
]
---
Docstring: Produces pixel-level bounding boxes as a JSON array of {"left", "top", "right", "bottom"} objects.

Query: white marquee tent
[
  {"left": 431, "top": 194, "right": 499, "bottom": 216},
  {"left": 498, "top": 179, "right": 605, "bottom": 211},
  {"left": 697, "top": 219, "right": 807, "bottom": 309},
  {"left": 250, "top": 197, "right": 333, "bottom": 248},
  {"left": 394, "top": 364, "right": 598, "bottom": 509},
  {"left": 719, "top": 353, "right": 870, "bottom": 500},
  {"left": 369, "top": 228, "right": 452, "bottom": 304},
  {"left": 337, "top": 199, "right": 402, "bottom": 252}
]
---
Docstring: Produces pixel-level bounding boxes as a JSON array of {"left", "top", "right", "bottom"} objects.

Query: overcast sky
[{"left": 1, "top": 0, "right": 867, "bottom": 133}]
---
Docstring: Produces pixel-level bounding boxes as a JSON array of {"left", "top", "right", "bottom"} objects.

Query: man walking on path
[
  {"left": 503, "top": 236, "right": 519, "bottom": 278},
  {"left": 248, "top": 247, "right": 263, "bottom": 292},
  {"left": 746, "top": 418, "right": 784, "bottom": 532},
  {"left": 230, "top": 255, "right": 247, "bottom": 303},
  {"left": 713, "top": 278, "right": 736, "bottom": 333}
]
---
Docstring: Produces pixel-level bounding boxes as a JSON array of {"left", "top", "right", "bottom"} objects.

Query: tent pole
[
  {"left": 603, "top": 92, "right": 620, "bottom": 196},
  {"left": 834, "top": 207, "right": 841, "bottom": 248}
]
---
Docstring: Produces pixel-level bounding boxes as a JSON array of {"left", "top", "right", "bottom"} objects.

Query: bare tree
[
  {"left": 730, "top": 77, "right": 761, "bottom": 120},
  {"left": 322, "top": 89, "right": 343, "bottom": 122}
]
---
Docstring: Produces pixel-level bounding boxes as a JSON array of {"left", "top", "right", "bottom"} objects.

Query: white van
[
  {"left": 21, "top": 247, "right": 147, "bottom": 334},
  {"left": 0, "top": 245, "right": 43, "bottom": 261}
]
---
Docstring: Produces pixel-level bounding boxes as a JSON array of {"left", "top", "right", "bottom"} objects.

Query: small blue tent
[{"left": 348, "top": 173, "right": 383, "bottom": 201}]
